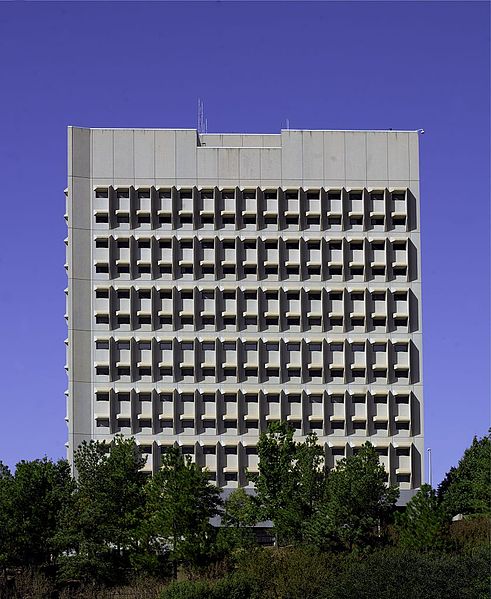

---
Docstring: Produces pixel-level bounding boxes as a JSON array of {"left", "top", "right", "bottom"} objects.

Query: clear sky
[{"left": 0, "top": 1, "right": 489, "bottom": 485}]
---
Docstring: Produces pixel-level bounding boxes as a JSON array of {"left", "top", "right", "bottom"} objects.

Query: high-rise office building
[{"left": 66, "top": 127, "right": 423, "bottom": 499}]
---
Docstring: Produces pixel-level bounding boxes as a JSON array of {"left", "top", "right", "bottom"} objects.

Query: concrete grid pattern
[{"left": 66, "top": 128, "right": 424, "bottom": 498}]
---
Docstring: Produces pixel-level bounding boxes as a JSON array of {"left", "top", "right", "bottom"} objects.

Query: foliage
[
  {"left": 307, "top": 443, "right": 398, "bottom": 551},
  {"left": 222, "top": 487, "right": 257, "bottom": 529},
  {"left": 449, "top": 516, "right": 491, "bottom": 551},
  {"left": 326, "top": 546, "right": 491, "bottom": 599},
  {"left": 0, "top": 461, "right": 14, "bottom": 571},
  {"left": 0, "top": 458, "right": 73, "bottom": 568},
  {"left": 160, "top": 579, "right": 213, "bottom": 599},
  {"left": 250, "top": 422, "right": 325, "bottom": 545},
  {"left": 1, "top": 428, "right": 490, "bottom": 594},
  {"left": 56, "top": 435, "right": 147, "bottom": 583},
  {"left": 235, "top": 546, "right": 337, "bottom": 599},
  {"left": 159, "top": 572, "right": 256, "bottom": 599},
  {"left": 438, "top": 430, "right": 491, "bottom": 517},
  {"left": 395, "top": 484, "right": 450, "bottom": 551},
  {"left": 144, "top": 446, "right": 222, "bottom": 576},
  {"left": 217, "top": 488, "right": 257, "bottom": 550}
]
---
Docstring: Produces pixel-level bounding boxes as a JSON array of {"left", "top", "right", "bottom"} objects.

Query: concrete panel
[
  {"left": 197, "top": 178, "right": 223, "bottom": 188},
  {"left": 239, "top": 148, "right": 261, "bottom": 181},
  {"left": 69, "top": 176, "right": 91, "bottom": 230},
  {"left": 222, "top": 135, "right": 243, "bottom": 147},
  {"left": 324, "top": 132, "right": 346, "bottom": 180},
  {"left": 345, "top": 131, "right": 367, "bottom": 182},
  {"left": 134, "top": 130, "right": 155, "bottom": 179},
  {"left": 114, "top": 130, "right": 134, "bottom": 179},
  {"left": 155, "top": 130, "right": 176, "bottom": 178},
  {"left": 322, "top": 179, "right": 345, "bottom": 189},
  {"left": 367, "top": 132, "right": 388, "bottom": 181},
  {"left": 345, "top": 179, "right": 366, "bottom": 191},
  {"left": 388, "top": 132, "right": 410, "bottom": 181},
  {"left": 260, "top": 148, "right": 282, "bottom": 180},
  {"left": 92, "top": 129, "right": 113, "bottom": 179},
  {"left": 303, "top": 131, "right": 324, "bottom": 180},
  {"left": 69, "top": 127, "right": 90, "bottom": 178},
  {"left": 69, "top": 228, "right": 92, "bottom": 281},
  {"left": 302, "top": 179, "right": 324, "bottom": 190},
  {"left": 200, "top": 134, "right": 221, "bottom": 146},
  {"left": 71, "top": 381, "right": 93, "bottom": 437},
  {"left": 281, "top": 131, "right": 303, "bottom": 180},
  {"left": 68, "top": 276, "right": 92, "bottom": 331},
  {"left": 409, "top": 133, "right": 420, "bottom": 181},
  {"left": 176, "top": 130, "right": 197, "bottom": 179},
  {"left": 263, "top": 135, "right": 281, "bottom": 147},
  {"left": 242, "top": 135, "right": 263, "bottom": 147},
  {"left": 218, "top": 148, "right": 240, "bottom": 180},
  {"left": 197, "top": 147, "right": 218, "bottom": 180},
  {"left": 260, "top": 179, "right": 282, "bottom": 189},
  {"left": 70, "top": 330, "right": 93, "bottom": 383}
]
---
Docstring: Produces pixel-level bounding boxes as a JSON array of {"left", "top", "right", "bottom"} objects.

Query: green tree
[
  {"left": 144, "top": 446, "right": 222, "bottom": 577},
  {"left": 307, "top": 443, "right": 398, "bottom": 551},
  {"left": 438, "top": 431, "right": 491, "bottom": 517},
  {"left": 250, "top": 422, "right": 325, "bottom": 546},
  {"left": 222, "top": 487, "right": 257, "bottom": 529},
  {"left": 395, "top": 484, "right": 450, "bottom": 551},
  {"left": 57, "top": 436, "right": 147, "bottom": 583},
  {"left": 0, "top": 462, "right": 14, "bottom": 574},
  {"left": 218, "top": 487, "right": 258, "bottom": 550},
  {"left": 0, "top": 458, "right": 73, "bottom": 568}
]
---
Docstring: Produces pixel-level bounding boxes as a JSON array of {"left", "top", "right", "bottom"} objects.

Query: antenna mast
[{"left": 197, "top": 98, "right": 207, "bottom": 134}]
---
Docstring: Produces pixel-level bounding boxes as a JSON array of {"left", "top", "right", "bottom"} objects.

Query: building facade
[{"left": 66, "top": 127, "right": 424, "bottom": 498}]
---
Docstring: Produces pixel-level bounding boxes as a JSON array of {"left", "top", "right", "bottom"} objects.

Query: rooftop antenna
[
  {"left": 286, "top": 118, "right": 290, "bottom": 130},
  {"left": 197, "top": 98, "right": 207, "bottom": 134}
]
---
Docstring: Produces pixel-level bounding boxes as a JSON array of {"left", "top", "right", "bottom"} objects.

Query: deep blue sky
[{"left": 0, "top": 2, "right": 489, "bottom": 485}]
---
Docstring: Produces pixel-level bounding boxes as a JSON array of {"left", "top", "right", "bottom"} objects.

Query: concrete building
[{"left": 66, "top": 127, "right": 423, "bottom": 498}]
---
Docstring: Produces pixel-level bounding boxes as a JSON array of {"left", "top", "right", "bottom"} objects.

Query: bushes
[
  {"left": 327, "top": 548, "right": 490, "bottom": 599},
  {"left": 160, "top": 545, "right": 491, "bottom": 599},
  {"left": 159, "top": 573, "right": 255, "bottom": 599},
  {"left": 450, "top": 516, "right": 491, "bottom": 550},
  {"left": 160, "top": 579, "right": 213, "bottom": 599}
]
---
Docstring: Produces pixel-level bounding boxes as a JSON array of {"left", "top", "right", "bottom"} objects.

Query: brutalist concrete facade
[{"left": 66, "top": 128, "right": 424, "bottom": 497}]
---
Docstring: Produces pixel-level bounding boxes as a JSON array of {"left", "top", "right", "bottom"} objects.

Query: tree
[
  {"left": 0, "top": 462, "right": 14, "bottom": 575},
  {"left": 395, "top": 484, "right": 450, "bottom": 551},
  {"left": 144, "top": 446, "right": 222, "bottom": 577},
  {"left": 438, "top": 431, "right": 491, "bottom": 517},
  {"left": 250, "top": 422, "right": 325, "bottom": 546},
  {"left": 307, "top": 443, "right": 398, "bottom": 551},
  {"left": 56, "top": 436, "right": 147, "bottom": 583},
  {"left": 218, "top": 487, "right": 258, "bottom": 550},
  {"left": 0, "top": 458, "right": 73, "bottom": 568}
]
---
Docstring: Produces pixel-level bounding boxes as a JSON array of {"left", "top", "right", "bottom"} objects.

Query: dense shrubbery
[
  {"left": 159, "top": 545, "right": 491, "bottom": 599},
  {"left": 0, "top": 428, "right": 489, "bottom": 598}
]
